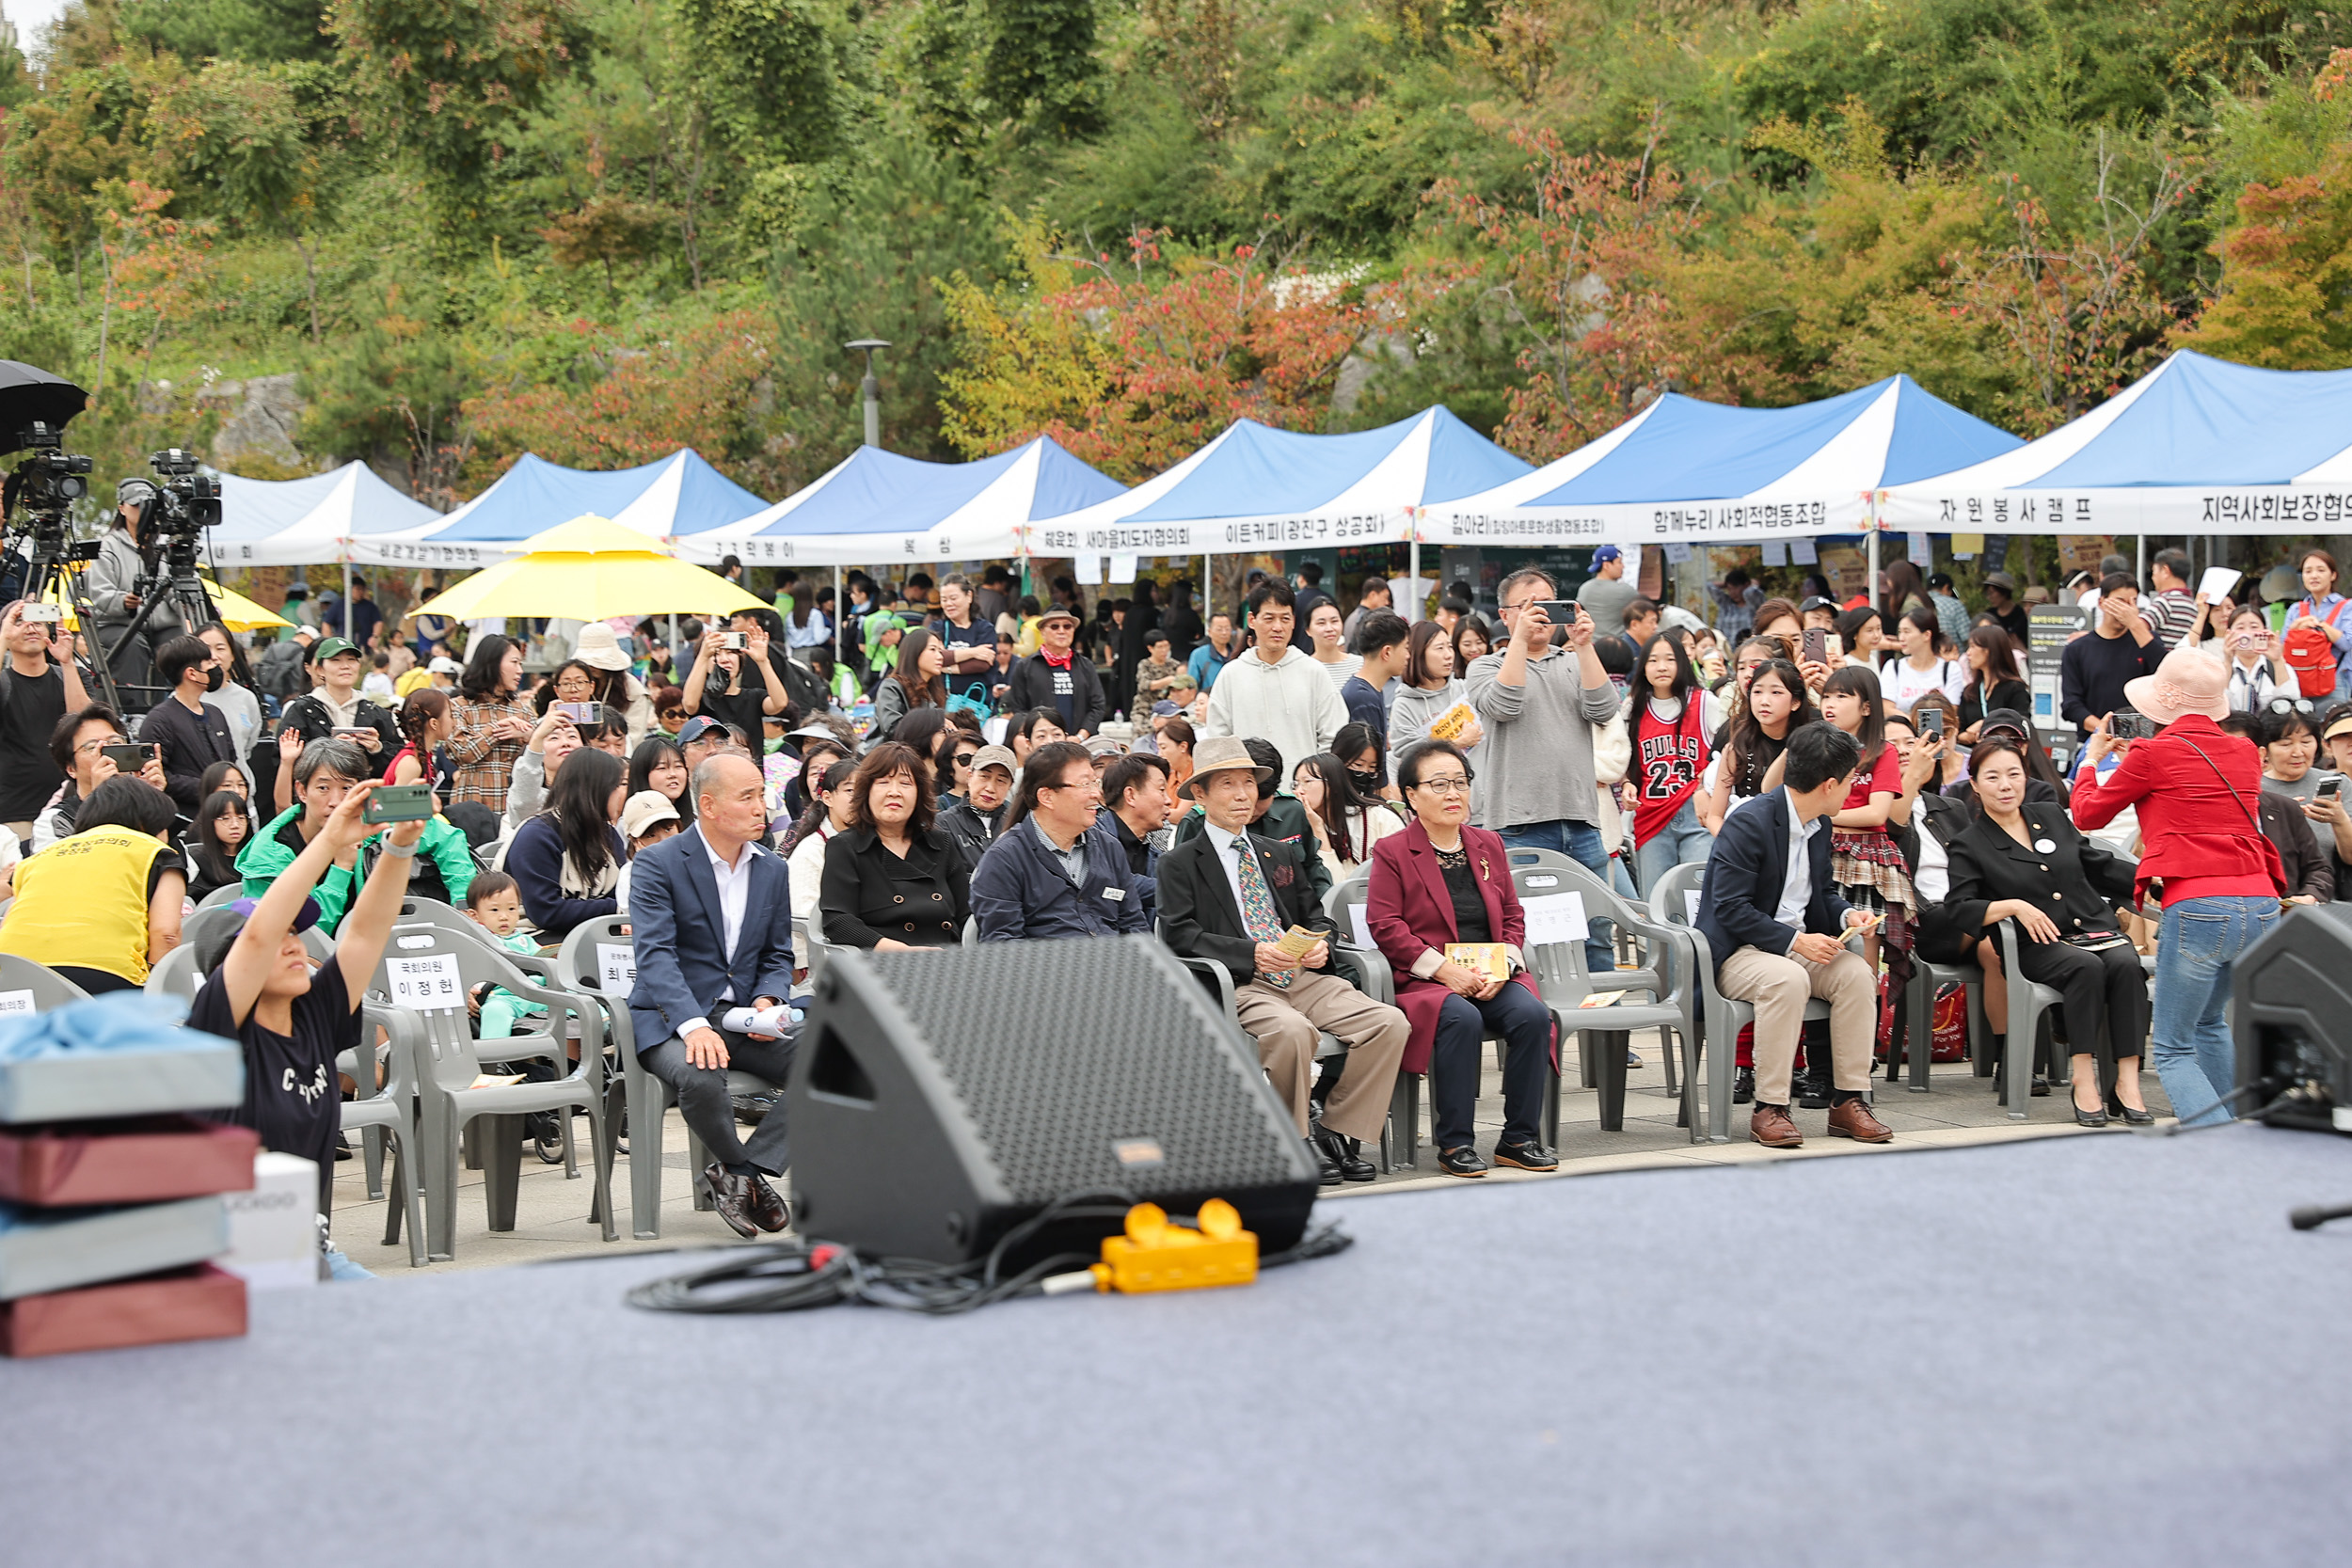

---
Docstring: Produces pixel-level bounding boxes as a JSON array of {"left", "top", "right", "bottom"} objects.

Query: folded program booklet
[
  {"left": 1444, "top": 943, "right": 1510, "bottom": 982},
  {"left": 1426, "top": 703, "right": 1478, "bottom": 743}
]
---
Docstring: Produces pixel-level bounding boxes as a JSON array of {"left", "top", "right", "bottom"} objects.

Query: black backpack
[{"left": 254, "top": 640, "right": 308, "bottom": 699}]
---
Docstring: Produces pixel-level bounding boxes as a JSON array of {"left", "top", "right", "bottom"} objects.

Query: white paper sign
[
  {"left": 596, "top": 942, "right": 635, "bottom": 997},
  {"left": 1789, "top": 538, "right": 1820, "bottom": 565},
  {"left": 1760, "top": 541, "right": 1788, "bottom": 567},
  {"left": 1663, "top": 542, "right": 1693, "bottom": 564},
  {"left": 1907, "top": 531, "right": 1932, "bottom": 568},
  {"left": 1349, "top": 906, "right": 1373, "bottom": 949},
  {"left": 385, "top": 953, "right": 464, "bottom": 1011},
  {"left": 1520, "top": 891, "right": 1588, "bottom": 949},
  {"left": 1109, "top": 553, "right": 1138, "bottom": 584},
  {"left": 0, "top": 988, "right": 34, "bottom": 1017},
  {"left": 1076, "top": 555, "right": 1104, "bottom": 585},
  {"left": 2198, "top": 566, "right": 2242, "bottom": 602},
  {"left": 1684, "top": 891, "right": 1701, "bottom": 926}
]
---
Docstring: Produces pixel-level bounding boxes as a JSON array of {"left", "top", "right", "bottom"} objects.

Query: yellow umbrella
[
  {"left": 42, "top": 575, "right": 293, "bottom": 633},
  {"left": 406, "top": 515, "right": 767, "bottom": 622}
]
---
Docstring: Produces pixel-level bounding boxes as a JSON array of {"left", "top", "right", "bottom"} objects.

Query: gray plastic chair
[
  {"left": 1651, "top": 863, "right": 1836, "bottom": 1145},
  {"left": 1510, "top": 863, "right": 1690, "bottom": 1135},
  {"left": 0, "top": 953, "right": 90, "bottom": 1009},
  {"left": 369, "top": 925, "right": 615, "bottom": 1260},
  {"left": 1508, "top": 852, "right": 1685, "bottom": 1095},
  {"left": 1990, "top": 920, "right": 2072, "bottom": 1121},
  {"left": 552, "top": 917, "right": 775, "bottom": 1240},
  {"left": 196, "top": 882, "right": 247, "bottom": 911},
  {"left": 143, "top": 943, "right": 204, "bottom": 1003},
  {"left": 341, "top": 1003, "right": 428, "bottom": 1267},
  {"left": 1889, "top": 954, "right": 1986, "bottom": 1093}
]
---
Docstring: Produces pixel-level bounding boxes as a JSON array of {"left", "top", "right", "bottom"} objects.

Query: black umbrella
[{"left": 0, "top": 360, "right": 91, "bottom": 443}]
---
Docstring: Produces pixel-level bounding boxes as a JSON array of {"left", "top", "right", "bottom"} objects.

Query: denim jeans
[
  {"left": 2152, "top": 895, "right": 2276, "bottom": 1127},
  {"left": 1500, "top": 818, "right": 1615, "bottom": 976},
  {"left": 1634, "top": 799, "right": 1715, "bottom": 899}
]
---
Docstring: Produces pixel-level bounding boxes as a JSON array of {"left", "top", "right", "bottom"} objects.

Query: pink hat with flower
[{"left": 2122, "top": 647, "right": 2230, "bottom": 727}]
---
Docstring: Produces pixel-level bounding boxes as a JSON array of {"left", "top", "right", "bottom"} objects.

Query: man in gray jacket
[
  {"left": 1465, "top": 566, "right": 1621, "bottom": 975},
  {"left": 87, "top": 477, "right": 182, "bottom": 687}
]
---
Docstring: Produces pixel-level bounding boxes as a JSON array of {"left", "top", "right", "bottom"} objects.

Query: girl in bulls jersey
[{"left": 1624, "top": 635, "right": 1722, "bottom": 894}]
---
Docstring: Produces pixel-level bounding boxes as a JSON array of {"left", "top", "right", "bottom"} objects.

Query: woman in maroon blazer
[{"left": 1367, "top": 737, "right": 1558, "bottom": 1178}]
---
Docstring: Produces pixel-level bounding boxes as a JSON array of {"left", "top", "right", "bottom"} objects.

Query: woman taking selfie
[
  {"left": 2187, "top": 604, "right": 2293, "bottom": 713},
  {"left": 1947, "top": 739, "right": 2150, "bottom": 1125},
  {"left": 820, "top": 740, "right": 970, "bottom": 950}
]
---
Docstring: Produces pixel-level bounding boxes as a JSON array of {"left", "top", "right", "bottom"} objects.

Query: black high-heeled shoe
[
  {"left": 2107, "top": 1097, "right": 2154, "bottom": 1126},
  {"left": 2072, "top": 1086, "right": 2108, "bottom": 1128}
]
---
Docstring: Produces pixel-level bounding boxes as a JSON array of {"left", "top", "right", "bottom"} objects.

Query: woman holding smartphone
[
  {"left": 2256, "top": 704, "right": 2352, "bottom": 884},
  {"left": 2186, "top": 603, "right": 2294, "bottom": 714}
]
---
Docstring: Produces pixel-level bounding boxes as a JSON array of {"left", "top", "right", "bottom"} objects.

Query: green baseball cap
[{"left": 310, "top": 636, "right": 359, "bottom": 662}]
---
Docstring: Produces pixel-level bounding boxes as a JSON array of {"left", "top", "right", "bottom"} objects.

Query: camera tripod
[{"left": 102, "top": 529, "right": 228, "bottom": 716}]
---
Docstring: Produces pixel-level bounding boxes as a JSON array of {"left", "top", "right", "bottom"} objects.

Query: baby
[{"left": 464, "top": 871, "right": 548, "bottom": 1039}]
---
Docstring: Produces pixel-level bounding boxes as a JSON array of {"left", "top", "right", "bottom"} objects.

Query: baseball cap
[
  {"left": 1151, "top": 700, "right": 1182, "bottom": 718},
  {"left": 191, "top": 895, "right": 322, "bottom": 975},
  {"left": 675, "top": 715, "right": 730, "bottom": 747},
  {"left": 969, "top": 743, "right": 1016, "bottom": 776},
  {"left": 427, "top": 656, "right": 462, "bottom": 675},
  {"left": 1085, "top": 736, "right": 1128, "bottom": 758},
  {"left": 1590, "top": 545, "right": 1622, "bottom": 565},
  {"left": 1979, "top": 706, "right": 2032, "bottom": 739},
  {"left": 1798, "top": 595, "right": 1837, "bottom": 616},
  {"left": 116, "top": 477, "right": 158, "bottom": 508},
  {"left": 310, "top": 636, "right": 358, "bottom": 662},
  {"left": 619, "top": 789, "right": 680, "bottom": 840}
]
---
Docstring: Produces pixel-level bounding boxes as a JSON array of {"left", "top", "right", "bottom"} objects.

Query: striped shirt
[{"left": 2137, "top": 589, "right": 2200, "bottom": 650}]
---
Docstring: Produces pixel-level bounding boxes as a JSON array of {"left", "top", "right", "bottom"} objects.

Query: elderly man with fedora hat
[
  {"left": 1156, "top": 736, "right": 1408, "bottom": 1184},
  {"left": 1005, "top": 602, "right": 1106, "bottom": 737}
]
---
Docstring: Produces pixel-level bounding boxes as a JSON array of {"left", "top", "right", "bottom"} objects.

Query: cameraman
[
  {"left": 0, "top": 599, "right": 91, "bottom": 841},
  {"left": 86, "top": 476, "right": 183, "bottom": 686}
]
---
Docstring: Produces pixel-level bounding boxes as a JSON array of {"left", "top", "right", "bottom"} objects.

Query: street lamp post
[{"left": 842, "top": 340, "right": 891, "bottom": 666}]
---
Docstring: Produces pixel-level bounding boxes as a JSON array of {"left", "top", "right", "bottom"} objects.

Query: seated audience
[
  {"left": 1946, "top": 739, "right": 2153, "bottom": 1125},
  {"left": 1100, "top": 752, "right": 1172, "bottom": 916},
  {"left": 785, "top": 757, "right": 857, "bottom": 926},
  {"left": 388, "top": 687, "right": 457, "bottom": 805},
  {"left": 36, "top": 702, "right": 167, "bottom": 851},
  {"left": 940, "top": 744, "right": 1013, "bottom": 875},
  {"left": 970, "top": 740, "right": 1151, "bottom": 941},
  {"left": 1292, "top": 751, "right": 1403, "bottom": 882},
  {"left": 628, "top": 735, "right": 694, "bottom": 831},
  {"left": 200, "top": 759, "right": 249, "bottom": 800},
  {"left": 1696, "top": 723, "right": 1888, "bottom": 1148},
  {"left": 820, "top": 741, "right": 971, "bottom": 949},
  {"left": 190, "top": 779, "right": 418, "bottom": 1216},
  {"left": 613, "top": 789, "right": 682, "bottom": 915},
  {"left": 504, "top": 746, "right": 627, "bottom": 943},
  {"left": 502, "top": 708, "right": 582, "bottom": 832},
  {"left": 1171, "top": 738, "right": 1334, "bottom": 914},
  {"left": 1009, "top": 706, "right": 1067, "bottom": 767},
  {"left": 0, "top": 775, "right": 184, "bottom": 993},
  {"left": 1942, "top": 707, "right": 2068, "bottom": 810},
  {"left": 186, "top": 787, "right": 254, "bottom": 902},
  {"left": 462, "top": 870, "right": 548, "bottom": 1040},
  {"left": 1157, "top": 736, "right": 1408, "bottom": 1185},
  {"left": 1952, "top": 625, "right": 2030, "bottom": 742},
  {"left": 1365, "top": 738, "right": 1559, "bottom": 1179},
  {"left": 627, "top": 753, "right": 798, "bottom": 1238}
]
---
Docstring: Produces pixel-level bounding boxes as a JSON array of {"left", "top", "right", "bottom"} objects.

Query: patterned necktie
[{"left": 1232, "top": 837, "right": 1293, "bottom": 990}]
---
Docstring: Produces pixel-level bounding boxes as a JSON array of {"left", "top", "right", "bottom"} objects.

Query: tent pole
[
  {"left": 834, "top": 563, "right": 844, "bottom": 669},
  {"left": 342, "top": 559, "right": 353, "bottom": 643},
  {"left": 1867, "top": 524, "right": 1880, "bottom": 614},
  {"left": 2137, "top": 535, "right": 2146, "bottom": 590},
  {"left": 1408, "top": 531, "right": 1421, "bottom": 624}
]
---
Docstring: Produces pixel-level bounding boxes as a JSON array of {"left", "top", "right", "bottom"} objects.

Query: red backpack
[{"left": 2284, "top": 601, "right": 2344, "bottom": 698}]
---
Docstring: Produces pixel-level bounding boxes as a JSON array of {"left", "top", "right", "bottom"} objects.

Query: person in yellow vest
[{"left": 0, "top": 775, "right": 186, "bottom": 993}]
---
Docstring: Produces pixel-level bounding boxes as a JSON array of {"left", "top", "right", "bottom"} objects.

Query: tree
[{"left": 983, "top": 0, "right": 1103, "bottom": 139}]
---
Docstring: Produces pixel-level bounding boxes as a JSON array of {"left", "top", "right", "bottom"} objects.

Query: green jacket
[{"left": 235, "top": 805, "right": 476, "bottom": 932}]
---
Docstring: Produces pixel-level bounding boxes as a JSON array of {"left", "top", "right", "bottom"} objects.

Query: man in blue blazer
[
  {"left": 971, "top": 740, "right": 1152, "bottom": 942},
  {"left": 1696, "top": 723, "right": 1890, "bottom": 1149},
  {"left": 628, "top": 752, "right": 798, "bottom": 1236}
]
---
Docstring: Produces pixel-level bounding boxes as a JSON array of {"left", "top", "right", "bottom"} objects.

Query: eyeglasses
[
  {"left": 1412, "top": 775, "right": 1472, "bottom": 795},
  {"left": 75, "top": 736, "right": 126, "bottom": 756}
]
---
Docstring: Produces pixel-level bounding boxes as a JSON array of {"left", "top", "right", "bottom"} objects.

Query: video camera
[
  {"left": 1, "top": 362, "right": 98, "bottom": 563},
  {"left": 144, "top": 447, "right": 222, "bottom": 536},
  {"left": 8, "top": 422, "right": 92, "bottom": 513}
]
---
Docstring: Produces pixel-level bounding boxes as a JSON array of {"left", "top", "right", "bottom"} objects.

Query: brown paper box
[
  {"left": 1, "top": 1263, "right": 247, "bottom": 1358},
  {"left": 0, "top": 1117, "right": 259, "bottom": 1207}
]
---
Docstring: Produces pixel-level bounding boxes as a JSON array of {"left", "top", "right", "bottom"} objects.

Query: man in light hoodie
[{"left": 1202, "top": 578, "right": 1345, "bottom": 779}]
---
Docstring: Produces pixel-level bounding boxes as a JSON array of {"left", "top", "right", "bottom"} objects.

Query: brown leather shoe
[
  {"left": 1750, "top": 1103, "right": 1803, "bottom": 1148},
  {"left": 746, "top": 1173, "right": 791, "bottom": 1233},
  {"left": 1827, "top": 1098, "right": 1893, "bottom": 1143},
  {"left": 703, "top": 1161, "right": 760, "bottom": 1239}
]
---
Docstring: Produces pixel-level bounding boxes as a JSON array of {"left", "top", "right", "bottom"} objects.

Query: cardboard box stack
[{"left": 0, "top": 994, "right": 255, "bottom": 1358}]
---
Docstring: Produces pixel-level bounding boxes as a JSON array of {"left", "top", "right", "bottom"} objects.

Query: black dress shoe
[
  {"left": 702, "top": 1161, "right": 761, "bottom": 1239},
  {"left": 1796, "top": 1073, "right": 1832, "bottom": 1111},
  {"left": 2030, "top": 1073, "right": 2052, "bottom": 1097},
  {"left": 2110, "top": 1099, "right": 2155, "bottom": 1126},
  {"left": 1733, "top": 1066, "right": 1755, "bottom": 1104},
  {"left": 1314, "top": 1126, "right": 1377, "bottom": 1182},
  {"left": 1437, "top": 1145, "right": 1487, "bottom": 1178},
  {"left": 1493, "top": 1138, "right": 1559, "bottom": 1171},
  {"left": 1309, "top": 1136, "right": 1343, "bottom": 1186},
  {"left": 746, "top": 1174, "right": 791, "bottom": 1233}
]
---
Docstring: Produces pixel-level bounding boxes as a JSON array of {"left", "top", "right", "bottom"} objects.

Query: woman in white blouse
[
  {"left": 1879, "top": 606, "right": 1965, "bottom": 712},
  {"left": 2185, "top": 602, "right": 2292, "bottom": 713}
]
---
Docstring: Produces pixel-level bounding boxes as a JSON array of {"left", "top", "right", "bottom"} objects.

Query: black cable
[
  {"left": 627, "top": 1192, "right": 1352, "bottom": 1316},
  {"left": 2132, "top": 1081, "right": 2270, "bottom": 1135}
]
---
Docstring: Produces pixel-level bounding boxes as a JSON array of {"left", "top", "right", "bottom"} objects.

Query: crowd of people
[{"left": 0, "top": 477, "right": 2314, "bottom": 1247}]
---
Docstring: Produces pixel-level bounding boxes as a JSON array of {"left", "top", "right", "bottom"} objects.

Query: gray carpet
[{"left": 5, "top": 1125, "right": 2351, "bottom": 1566}]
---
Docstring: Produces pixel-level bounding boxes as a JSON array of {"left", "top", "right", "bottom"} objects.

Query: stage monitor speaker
[
  {"left": 2229, "top": 905, "right": 2352, "bottom": 1132},
  {"left": 787, "top": 935, "right": 1321, "bottom": 1266}
]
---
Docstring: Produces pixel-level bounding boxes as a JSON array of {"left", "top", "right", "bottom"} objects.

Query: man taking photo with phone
[{"left": 0, "top": 598, "right": 90, "bottom": 842}]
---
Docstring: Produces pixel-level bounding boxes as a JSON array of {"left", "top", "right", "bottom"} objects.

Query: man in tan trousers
[{"left": 1154, "top": 736, "right": 1409, "bottom": 1185}]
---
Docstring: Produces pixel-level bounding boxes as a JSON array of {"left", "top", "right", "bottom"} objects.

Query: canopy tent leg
[
  {"left": 834, "top": 563, "right": 844, "bottom": 669},
  {"left": 667, "top": 612, "right": 678, "bottom": 675},
  {"left": 1867, "top": 526, "right": 1880, "bottom": 616},
  {"left": 1408, "top": 533, "right": 1422, "bottom": 623},
  {"left": 2137, "top": 535, "right": 2146, "bottom": 590},
  {"left": 342, "top": 560, "right": 353, "bottom": 644}
]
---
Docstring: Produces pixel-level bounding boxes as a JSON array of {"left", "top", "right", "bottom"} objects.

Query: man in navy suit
[
  {"left": 970, "top": 741, "right": 1153, "bottom": 942},
  {"left": 1697, "top": 723, "right": 1891, "bottom": 1149},
  {"left": 628, "top": 752, "right": 798, "bottom": 1236}
]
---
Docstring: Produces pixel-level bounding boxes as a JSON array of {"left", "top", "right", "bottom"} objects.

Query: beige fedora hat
[{"left": 1181, "top": 735, "right": 1273, "bottom": 798}]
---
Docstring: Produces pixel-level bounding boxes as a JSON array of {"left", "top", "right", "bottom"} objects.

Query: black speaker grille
[{"left": 863, "top": 937, "right": 1299, "bottom": 1203}]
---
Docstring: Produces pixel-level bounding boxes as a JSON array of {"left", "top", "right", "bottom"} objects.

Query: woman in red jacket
[
  {"left": 2074, "top": 648, "right": 2285, "bottom": 1127},
  {"left": 1367, "top": 738, "right": 1558, "bottom": 1179}
]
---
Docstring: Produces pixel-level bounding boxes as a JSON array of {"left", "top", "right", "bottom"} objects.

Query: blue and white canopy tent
[
  {"left": 350, "top": 450, "right": 771, "bottom": 570},
  {"left": 1422, "top": 375, "right": 2022, "bottom": 552},
  {"left": 1041, "top": 405, "right": 1533, "bottom": 558},
  {"left": 1881, "top": 351, "right": 2352, "bottom": 537},
  {"left": 202, "top": 462, "right": 442, "bottom": 568},
  {"left": 669, "top": 436, "right": 1125, "bottom": 567}
]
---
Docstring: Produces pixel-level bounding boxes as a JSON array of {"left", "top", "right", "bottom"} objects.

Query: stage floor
[{"left": 5, "top": 1124, "right": 2349, "bottom": 1566}]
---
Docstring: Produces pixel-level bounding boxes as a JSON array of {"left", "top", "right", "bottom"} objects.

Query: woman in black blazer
[
  {"left": 819, "top": 740, "right": 970, "bottom": 949},
  {"left": 1943, "top": 739, "right": 2150, "bottom": 1127}
]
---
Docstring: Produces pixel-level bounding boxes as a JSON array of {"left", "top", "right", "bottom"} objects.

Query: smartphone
[
  {"left": 2319, "top": 778, "right": 2343, "bottom": 802},
  {"left": 2108, "top": 708, "right": 2157, "bottom": 741},
  {"left": 102, "top": 743, "right": 151, "bottom": 772},
  {"left": 1531, "top": 599, "right": 1581, "bottom": 625},
  {"left": 554, "top": 701, "right": 600, "bottom": 724},
  {"left": 21, "top": 604, "right": 61, "bottom": 625},
  {"left": 333, "top": 726, "right": 376, "bottom": 743},
  {"left": 1919, "top": 706, "right": 1946, "bottom": 737},
  {"left": 1802, "top": 627, "right": 1830, "bottom": 667},
  {"left": 362, "top": 783, "right": 437, "bottom": 826}
]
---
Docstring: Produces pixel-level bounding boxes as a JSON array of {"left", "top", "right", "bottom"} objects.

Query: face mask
[
  {"left": 763, "top": 736, "right": 785, "bottom": 755},
  {"left": 204, "top": 666, "right": 225, "bottom": 693}
]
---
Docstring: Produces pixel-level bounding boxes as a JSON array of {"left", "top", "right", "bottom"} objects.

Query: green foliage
[
  {"left": 124, "top": 0, "right": 339, "bottom": 63},
  {"left": 982, "top": 0, "right": 1103, "bottom": 138}
]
